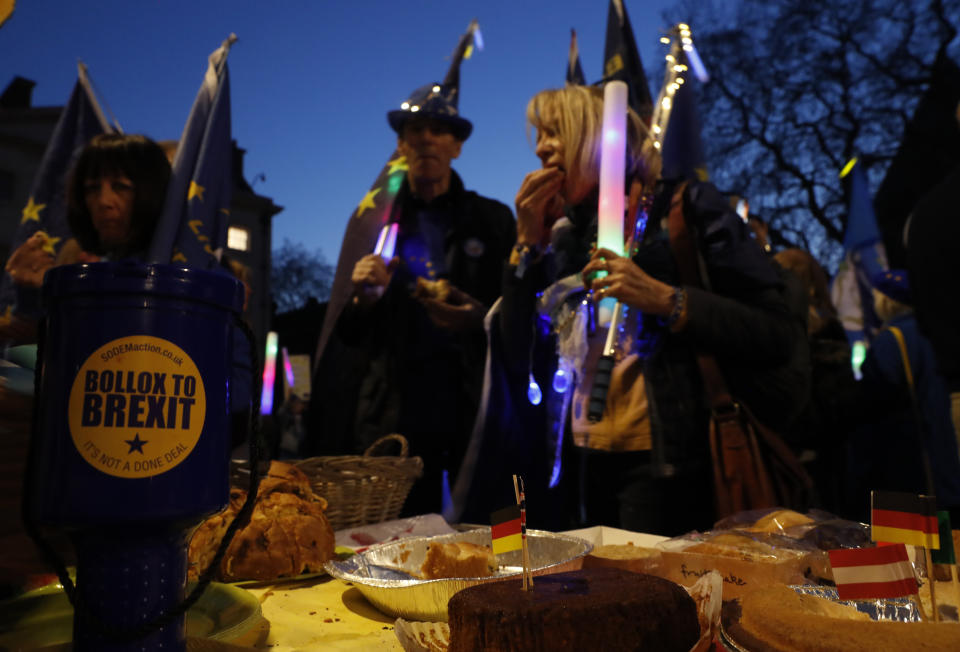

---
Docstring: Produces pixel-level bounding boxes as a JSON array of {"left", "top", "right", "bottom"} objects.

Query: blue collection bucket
[{"left": 25, "top": 261, "right": 244, "bottom": 651}]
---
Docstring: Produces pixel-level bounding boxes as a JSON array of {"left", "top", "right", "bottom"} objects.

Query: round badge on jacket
[{"left": 463, "top": 238, "right": 485, "bottom": 258}]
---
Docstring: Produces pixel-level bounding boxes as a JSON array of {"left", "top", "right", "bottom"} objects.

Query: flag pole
[
  {"left": 910, "top": 543, "right": 929, "bottom": 623},
  {"left": 77, "top": 60, "right": 120, "bottom": 134},
  {"left": 953, "top": 564, "right": 959, "bottom": 611},
  {"left": 512, "top": 475, "right": 525, "bottom": 590},
  {"left": 513, "top": 475, "right": 532, "bottom": 590},
  {"left": 912, "top": 594, "right": 929, "bottom": 622},
  {"left": 924, "top": 546, "right": 940, "bottom": 622}
]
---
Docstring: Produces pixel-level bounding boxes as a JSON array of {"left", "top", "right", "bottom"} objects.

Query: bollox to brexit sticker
[{"left": 68, "top": 335, "right": 206, "bottom": 479}]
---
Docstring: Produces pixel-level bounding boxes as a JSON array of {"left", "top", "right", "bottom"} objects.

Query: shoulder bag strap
[
  {"left": 666, "top": 182, "right": 781, "bottom": 515},
  {"left": 665, "top": 182, "right": 736, "bottom": 413}
]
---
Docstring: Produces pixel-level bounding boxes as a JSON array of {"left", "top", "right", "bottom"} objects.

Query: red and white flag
[{"left": 828, "top": 544, "right": 918, "bottom": 601}]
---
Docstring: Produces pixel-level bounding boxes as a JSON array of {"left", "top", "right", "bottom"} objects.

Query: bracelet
[
  {"left": 663, "top": 286, "right": 686, "bottom": 328},
  {"left": 513, "top": 243, "right": 547, "bottom": 279}
]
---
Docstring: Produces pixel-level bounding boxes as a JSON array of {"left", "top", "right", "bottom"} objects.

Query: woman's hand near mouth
[{"left": 514, "top": 166, "right": 565, "bottom": 248}]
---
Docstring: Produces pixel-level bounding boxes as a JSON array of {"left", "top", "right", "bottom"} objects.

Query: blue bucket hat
[
  {"left": 871, "top": 269, "right": 912, "bottom": 305},
  {"left": 387, "top": 82, "right": 473, "bottom": 141}
]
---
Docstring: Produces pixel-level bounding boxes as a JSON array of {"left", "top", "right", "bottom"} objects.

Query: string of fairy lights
[{"left": 650, "top": 23, "right": 709, "bottom": 152}]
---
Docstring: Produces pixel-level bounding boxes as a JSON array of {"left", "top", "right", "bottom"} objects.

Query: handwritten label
[{"left": 680, "top": 564, "right": 747, "bottom": 586}]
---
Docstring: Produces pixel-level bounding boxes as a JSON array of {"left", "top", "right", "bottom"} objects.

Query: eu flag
[
  {"left": 566, "top": 28, "right": 586, "bottom": 86},
  {"left": 659, "top": 47, "right": 709, "bottom": 182},
  {"left": 0, "top": 63, "right": 113, "bottom": 318},
  {"left": 832, "top": 158, "right": 886, "bottom": 344},
  {"left": 312, "top": 148, "right": 408, "bottom": 367},
  {"left": 603, "top": 0, "right": 653, "bottom": 124},
  {"left": 148, "top": 35, "right": 235, "bottom": 269}
]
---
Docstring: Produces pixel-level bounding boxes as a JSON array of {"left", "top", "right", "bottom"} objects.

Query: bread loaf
[{"left": 188, "top": 461, "right": 335, "bottom": 582}]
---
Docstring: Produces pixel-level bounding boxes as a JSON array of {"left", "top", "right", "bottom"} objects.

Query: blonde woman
[{"left": 452, "top": 86, "right": 808, "bottom": 534}]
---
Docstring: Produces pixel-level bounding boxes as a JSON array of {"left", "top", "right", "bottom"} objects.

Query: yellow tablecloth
[{"left": 240, "top": 576, "right": 402, "bottom": 651}]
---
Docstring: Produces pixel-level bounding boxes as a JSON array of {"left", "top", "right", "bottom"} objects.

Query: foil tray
[
  {"left": 718, "top": 585, "right": 923, "bottom": 652},
  {"left": 324, "top": 528, "right": 592, "bottom": 622},
  {"left": 789, "top": 585, "right": 922, "bottom": 622}
]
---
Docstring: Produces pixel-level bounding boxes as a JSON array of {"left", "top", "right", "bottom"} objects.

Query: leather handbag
[{"left": 666, "top": 183, "right": 815, "bottom": 518}]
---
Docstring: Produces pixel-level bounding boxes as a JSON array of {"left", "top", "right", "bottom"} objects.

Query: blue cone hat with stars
[{"left": 387, "top": 81, "right": 473, "bottom": 141}]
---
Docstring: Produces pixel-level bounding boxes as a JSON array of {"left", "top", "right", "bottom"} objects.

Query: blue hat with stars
[
  {"left": 387, "top": 82, "right": 473, "bottom": 141},
  {"left": 871, "top": 269, "right": 912, "bottom": 305}
]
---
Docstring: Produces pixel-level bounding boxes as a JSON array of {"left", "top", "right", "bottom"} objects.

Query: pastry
[
  {"left": 188, "top": 461, "right": 335, "bottom": 582},
  {"left": 739, "top": 585, "right": 960, "bottom": 651},
  {"left": 419, "top": 541, "right": 496, "bottom": 579}
]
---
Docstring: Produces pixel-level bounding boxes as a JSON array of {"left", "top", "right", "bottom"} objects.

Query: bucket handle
[{"left": 20, "top": 314, "right": 267, "bottom": 644}]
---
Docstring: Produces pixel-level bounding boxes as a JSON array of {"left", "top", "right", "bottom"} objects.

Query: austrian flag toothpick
[{"left": 828, "top": 544, "right": 918, "bottom": 600}]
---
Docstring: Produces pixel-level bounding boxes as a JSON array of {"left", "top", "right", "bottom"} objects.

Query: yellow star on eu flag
[
  {"left": 21, "top": 197, "right": 45, "bottom": 223},
  {"left": 39, "top": 234, "right": 61, "bottom": 256},
  {"left": 188, "top": 181, "right": 206, "bottom": 202},
  {"left": 387, "top": 156, "right": 408, "bottom": 175},
  {"left": 356, "top": 187, "right": 381, "bottom": 217}
]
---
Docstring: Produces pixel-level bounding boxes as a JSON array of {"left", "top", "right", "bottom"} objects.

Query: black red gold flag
[
  {"left": 490, "top": 504, "right": 522, "bottom": 556},
  {"left": 871, "top": 490, "right": 940, "bottom": 549}
]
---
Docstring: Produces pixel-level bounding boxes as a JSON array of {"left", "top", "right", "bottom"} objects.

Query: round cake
[{"left": 447, "top": 568, "right": 699, "bottom": 652}]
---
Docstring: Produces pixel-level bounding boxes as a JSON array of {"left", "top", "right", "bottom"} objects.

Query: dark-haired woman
[
  {"left": 64, "top": 133, "right": 171, "bottom": 261},
  {"left": 3, "top": 134, "right": 171, "bottom": 345},
  {"left": 6, "top": 133, "right": 171, "bottom": 290}
]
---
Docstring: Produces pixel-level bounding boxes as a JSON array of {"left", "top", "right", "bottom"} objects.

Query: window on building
[{"left": 227, "top": 226, "right": 250, "bottom": 251}]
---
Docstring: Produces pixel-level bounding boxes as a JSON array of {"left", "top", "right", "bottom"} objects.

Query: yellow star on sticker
[
  {"left": 21, "top": 197, "right": 46, "bottom": 223},
  {"left": 356, "top": 187, "right": 381, "bottom": 217},
  {"left": 387, "top": 156, "right": 408, "bottom": 175},
  {"left": 187, "top": 181, "right": 206, "bottom": 202},
  {"left": 39, "top": 234, "right": 61, "bottom": 256}
]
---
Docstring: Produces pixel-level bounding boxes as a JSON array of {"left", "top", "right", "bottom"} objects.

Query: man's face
[{"left": 397, "top": 117, "right": 463, "bottom": 185}]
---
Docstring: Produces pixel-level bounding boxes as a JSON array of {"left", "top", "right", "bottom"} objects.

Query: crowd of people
[
  {"left": 300, "top": 74, "right": 960, "bottom": 533},
  {"left": 4, "top": 71, "right": 959, "bottom": 537}
]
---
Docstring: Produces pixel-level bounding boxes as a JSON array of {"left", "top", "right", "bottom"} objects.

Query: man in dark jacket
[
  {"left": 906, "top": 164, "right": 960, "bottom": 438},
  {"left": 307, "top": 81, "right": 515, "bottom": 517}
]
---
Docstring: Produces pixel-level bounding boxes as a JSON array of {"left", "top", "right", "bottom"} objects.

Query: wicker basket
[{"left": 295, "top": 434, "right": 423, "bottom": 531}]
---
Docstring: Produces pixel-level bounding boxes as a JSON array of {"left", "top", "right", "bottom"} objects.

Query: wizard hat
[{"left": 387, "top": 81, "right": 473, "bottom": 141}]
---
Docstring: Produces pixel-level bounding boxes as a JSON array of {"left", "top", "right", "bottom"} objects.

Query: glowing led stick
[
  {"left": 281, "top": 346, "right": 294, "bottom": 389},
  {"left": 373, "top": 222, "right": 399, "bottom": 261},
  {"left": 587, "top": 82, "right": 629, "bottom": 418},
  {"left": 259, "top": 331, "right": 278, "bottom": 415},
  {"left": 597, "top": 80, "right": 628, "bottom": 257}
]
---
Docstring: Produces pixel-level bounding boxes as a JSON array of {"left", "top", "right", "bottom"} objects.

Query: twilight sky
[{"left": 2, "top": 0, "right": 683, "bottom": 262}]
